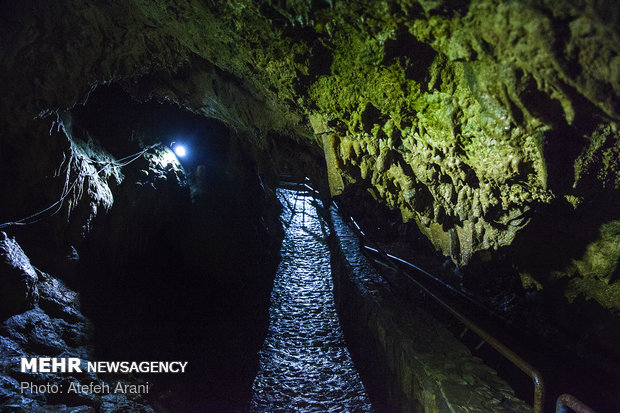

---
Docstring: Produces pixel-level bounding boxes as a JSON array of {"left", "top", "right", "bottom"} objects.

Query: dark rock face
[
  {"left": 0, "top": 237, "right": 153, "bottom": 412},
  {"left": 68, "top": 89, "right": 284, "bottom": 411},
  {"left": 0, "top": 85, "right": 286, "bottom": 411},
  {"left": 0, "top": 234, "right": 38, "bottom": 318}
]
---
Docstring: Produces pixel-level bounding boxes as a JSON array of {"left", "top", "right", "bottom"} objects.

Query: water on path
[{"left": 250, "top": 189, "right": 373, "bottom": 412}]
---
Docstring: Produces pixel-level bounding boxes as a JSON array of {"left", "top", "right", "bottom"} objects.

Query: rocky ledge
[{"left": 0, "top": 233, "right": 154, "bottom": 412}]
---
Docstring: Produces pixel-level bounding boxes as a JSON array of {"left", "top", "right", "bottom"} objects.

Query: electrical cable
[{"left": 0, "top": 143, "right": 161, "bottom": 230}]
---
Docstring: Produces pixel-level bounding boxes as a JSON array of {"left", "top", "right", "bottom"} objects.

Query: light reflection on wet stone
[{"left": 251, "top": 189, "right": 373, "bottom": 413}]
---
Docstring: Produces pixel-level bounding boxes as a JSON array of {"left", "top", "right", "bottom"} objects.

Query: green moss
[
  {"left": 565, "top": 278, "right": 620, "bottom": 314},
  {"left": 126, "top": 0, "right": 561, "bottom": 267},
  {"left": 520, "top": 272, "right": 543, "bottom": 291},
  {"left": 575, "top": 123, "right": 620, "bottom": 191},
  {"left": 552, "top": 220, "right": 620, "bottom": 314}
]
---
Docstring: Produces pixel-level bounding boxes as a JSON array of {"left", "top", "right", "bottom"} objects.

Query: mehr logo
[
  {"left": 21, "top": 358, "right": 82, "bottom": 373},
  {"left": 20, "top": 358, "right": 189, "bottom": 373}
]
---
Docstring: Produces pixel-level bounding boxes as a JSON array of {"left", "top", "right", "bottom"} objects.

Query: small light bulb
[{"left": 173, "top": 145, "right": 187, "bottom": 157}]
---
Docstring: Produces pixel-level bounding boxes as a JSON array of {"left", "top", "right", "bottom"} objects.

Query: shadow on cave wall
[
  {"left": 71, "top": 86, "right": 284, "bottom": 411},
  {"left": 508, "top": 195, "right": 620, "bottom": 338},
  {"left": 503, "top": 92, "right": 620, "bottom": 363}
]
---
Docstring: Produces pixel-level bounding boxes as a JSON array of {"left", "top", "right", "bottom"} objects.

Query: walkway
[{"left": 250, "top": 189, "right": 372, "bottom": 412}]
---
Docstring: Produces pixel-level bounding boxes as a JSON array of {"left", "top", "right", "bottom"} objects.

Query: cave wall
[
  {"left": 0, "top": 233, "right": 155, "bottom": 412},
  {"left": 0, "top": 84, "right": 289, "bottom": 410},
  {"left": 329, "top": 210, "right": 533, "bottom": 413},
  {"left": 1, "top": 1, "right": 619, "bottom": 312}
]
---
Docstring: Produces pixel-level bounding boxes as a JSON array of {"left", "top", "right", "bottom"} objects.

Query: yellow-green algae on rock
[
  {"left": 1, "top": 0, "right": 619, "bottom": 313},
  {"left": 555, "top": 220, "right": 620, "bottom": 314}
]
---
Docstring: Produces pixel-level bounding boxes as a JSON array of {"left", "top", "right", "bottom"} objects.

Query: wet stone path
[{"left": 251, "top": 189, "right": 373, "bottom": 412}]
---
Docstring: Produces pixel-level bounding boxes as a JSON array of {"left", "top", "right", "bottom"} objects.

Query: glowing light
[{"left": 173, "top": 144, "right": 187, "bottom": 157}]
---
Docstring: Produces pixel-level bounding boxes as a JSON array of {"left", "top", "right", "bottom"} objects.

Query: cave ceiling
[{"left": 1, "top": 0, "right": 619, "bottom": 310}]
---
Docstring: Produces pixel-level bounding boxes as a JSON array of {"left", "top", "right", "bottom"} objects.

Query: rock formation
[
  {"left": 2, "top": 1, "right": 619, "bottom": 308},
  {"left": 0, "top": 0, "right": 619, "bottom": 409}
]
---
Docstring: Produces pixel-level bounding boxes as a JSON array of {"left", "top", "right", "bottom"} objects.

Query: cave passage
[{"left": 251, "top": 189, "right": 373, "bottom": 412}]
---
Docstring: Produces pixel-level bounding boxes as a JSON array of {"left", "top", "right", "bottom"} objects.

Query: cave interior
[{"left": 1, "top": 1, "right": 620, "bottom": 412}]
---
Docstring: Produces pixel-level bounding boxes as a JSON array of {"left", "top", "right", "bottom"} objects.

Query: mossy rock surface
[{"left": 1, "top": 0, "right": 619, "bottom": 311}]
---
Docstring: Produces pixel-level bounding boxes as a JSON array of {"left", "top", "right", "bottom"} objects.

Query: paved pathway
[{"left": 251, "top": 189, "right": 372, "bottom": 412}]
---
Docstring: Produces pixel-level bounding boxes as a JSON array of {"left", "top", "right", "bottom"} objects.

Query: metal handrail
[
  {"left": 285, "top": 188, "right": 602, "bottom": 413},
  {"left": 362, "top": 244, "right": 514, "bottom": 326},
  {"left": 556, "top": 394, "right": 597, "bottom": 413},
  {"left": 333, "top": 202, "right": 545, "bottom": 413}
]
